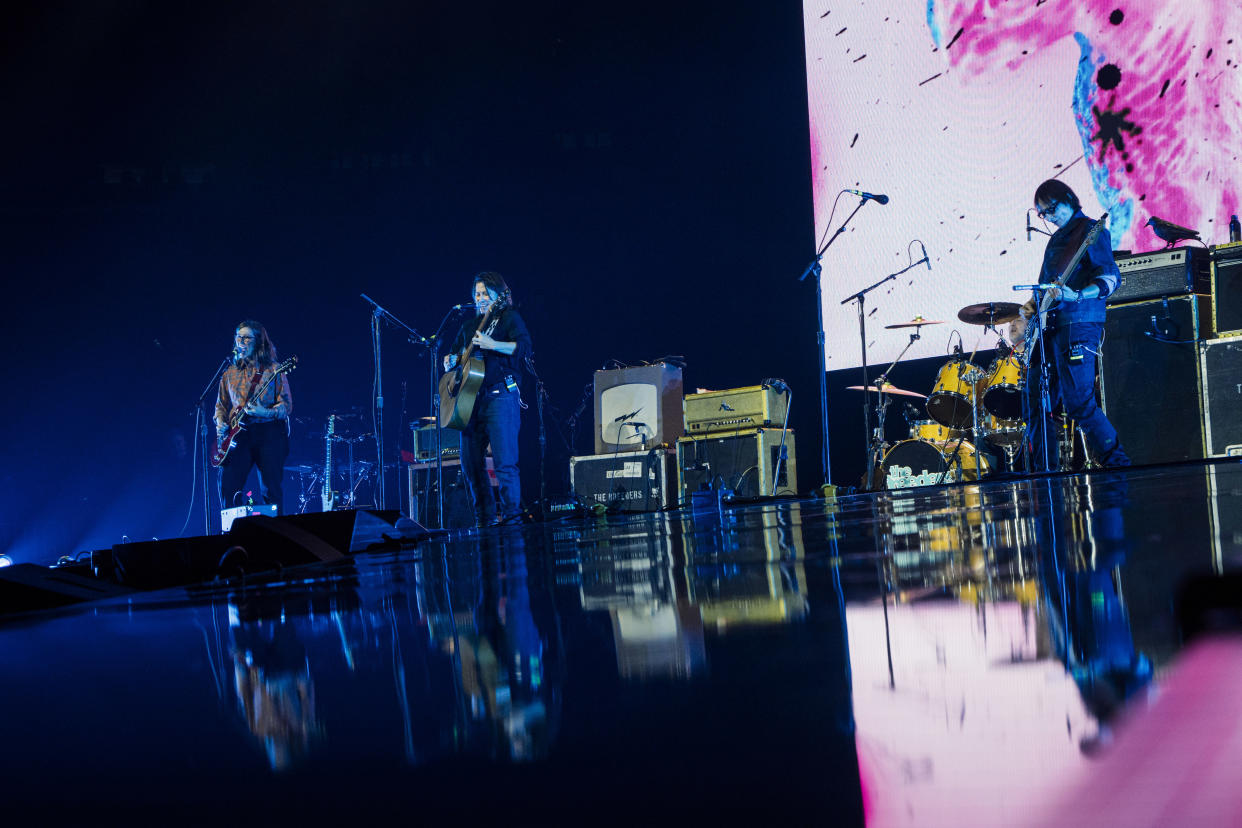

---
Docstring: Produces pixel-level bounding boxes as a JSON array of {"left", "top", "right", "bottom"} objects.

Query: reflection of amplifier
[
  {"left": 677, "top": 429, "right": 797, "bottom": 500},
  {"left": 411, "top": 421, "right": 461, "bottom": 460},
  {"left": 1199, "top": 337, "right": 1242, "bottom": 458},
  {"left": 570, "top": 449, "right": 677, "bottom": 512},
  {"left": 1111, "top": 247, "right": 1210, "bottom": 304},
  {"left": 1211, "top": 242, "right": 1242, "bottom": 337},
  {"left": 684, "top": 384, "right": 789, "bottom": 434}
]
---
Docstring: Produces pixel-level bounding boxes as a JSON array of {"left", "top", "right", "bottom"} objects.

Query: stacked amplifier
[
  {"left": 569, "top": 372, "right": 797, "bottom": 510},
  {"left": 1100, "top": 242, "right": 1242, "bottom": 463}
]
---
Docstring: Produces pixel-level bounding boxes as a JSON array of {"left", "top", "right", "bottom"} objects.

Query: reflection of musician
[
  {"left": 215, "top": 320, "right": 293, "bottom": 511},
  {"left": 444, "top": 272, "right": 532, "bottom": 527},
  {"left": 1022, "top": 181, "right": 1130, "bottom": 470}
]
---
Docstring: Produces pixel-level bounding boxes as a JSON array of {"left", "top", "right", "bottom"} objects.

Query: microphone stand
[
  {"left": 424, "top": 304, "right": 468, "bottom": 527},
  {"left": 840, "top": 256, "right": 930, "bottom": 486},
  {"left": 361, "top": 293, "right": 435, "bottom": 514},
  {"left": 798, "top": 196, "right": 870, "bottom": 486},
  {"left": 192, "top": 356, "right": 231, "bottom": 535}
]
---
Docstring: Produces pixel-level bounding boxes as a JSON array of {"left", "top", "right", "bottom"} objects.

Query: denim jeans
[
  {"left": 1023, "top": 322, "right": 1129, "bottom": 471},
  {"left": 460, "top": 384, "right": 522, "bottom": 524}
]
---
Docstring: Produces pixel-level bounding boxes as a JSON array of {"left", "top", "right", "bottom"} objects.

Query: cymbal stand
[
  {"left": 842, "top": 256, "right": 931, "bottom": 484},
  {"left": 865, "top": 325, "right": 923, "bottom": 488}
]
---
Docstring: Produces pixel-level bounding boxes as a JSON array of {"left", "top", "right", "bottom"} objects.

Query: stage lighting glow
[{"left": 0, "top": 554, "right": 13, "bottom": 568}]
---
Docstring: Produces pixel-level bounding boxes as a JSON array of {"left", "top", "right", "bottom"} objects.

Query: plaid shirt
[{"left": 214, "top": 361, "right": 293, "bottom": 440}]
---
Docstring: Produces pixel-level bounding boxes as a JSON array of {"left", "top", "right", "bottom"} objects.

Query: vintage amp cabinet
[
  {"left": 593, "top": 363, "right": 684, "bottom": 455},
  {"left": 677, "top": 428, "right": 797, "bottom": 501},
  {"left": 1211, "top": 242, "right": 1242, "bottom": 337},
  {"left": 1111, "top": 247, "right": 1210, "bottom": 304},
  {"left": 1100, "top": 295, "right": 1208, "bottom": 465},
  {"left": 410, "top": 421, "right": 461, "bottom": 460},
  {"left": 683, "top": 383, "right": 790, "bottom": 435},
  {"left": 1199, "top": 337, "right": 1242, "bottom": 458},
  {"left": 570, "top": 449, "right": 678, "bottom": 512}
]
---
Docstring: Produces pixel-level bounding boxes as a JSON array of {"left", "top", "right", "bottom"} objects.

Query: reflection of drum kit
[{"left": 853, "top": 302, "right": 1028, "bottom": 490}]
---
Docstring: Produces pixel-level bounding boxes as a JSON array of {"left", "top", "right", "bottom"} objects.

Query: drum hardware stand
[
  {"left": 865, "top": 325, "right": 925, "bottom": 488},
  {"left": 841, "top": 256, "right": 931, "bottom": 485}
]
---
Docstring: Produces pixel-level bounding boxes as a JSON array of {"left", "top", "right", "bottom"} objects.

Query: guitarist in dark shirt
[
  {"left": 444, "top": 272, "right": 533, "bottom": 526},
  {"left": 1022, "top": 180, "right": 1129, "bottom": 471}
]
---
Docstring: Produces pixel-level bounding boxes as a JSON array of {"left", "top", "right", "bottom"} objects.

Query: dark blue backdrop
[{"left": 1, "top": 2, "right": 843, "bottom": 562}]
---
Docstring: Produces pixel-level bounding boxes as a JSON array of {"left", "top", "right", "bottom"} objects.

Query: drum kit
[{"left": 851, "top": 302, "right": 1028, "bottom": 490}]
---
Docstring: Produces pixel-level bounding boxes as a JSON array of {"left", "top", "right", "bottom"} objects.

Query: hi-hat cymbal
[
  {"left": 885, "top": 317, "right": 944, "bottom": 329},
  {"left": 958, "top": 301, "right": 1022, "bottom": 326},
  {"left": 845, "top": 384, "right": 928, "bottom": 399}
]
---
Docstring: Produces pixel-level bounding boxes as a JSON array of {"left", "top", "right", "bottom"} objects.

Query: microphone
[
  {"left": 845, "top": 188, "right": 890, "bottom": 205},
  {"left": 920, "top": 242, "right": 931, "bottom": 271},
  {"left": 1026, "top": 212, "right": 1033, "bottom": 242}
]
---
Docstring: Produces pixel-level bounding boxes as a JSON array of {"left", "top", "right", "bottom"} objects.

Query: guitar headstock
[{"left": 276, "top": 355, "right": 299, "bottom": 374}]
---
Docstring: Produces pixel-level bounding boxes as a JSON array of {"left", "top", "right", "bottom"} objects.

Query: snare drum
[
  {"left": 878, "top": 439, "right": 992, "bottom": 489},
  {"left": 926, "top": 359, "right": 983, "bottom": 429},
  {"left": 981, "top": 355, "right": 1025, "bottom": 421},
  {"left": 909, "top": 419, "right": 968, "bottom": 444}
]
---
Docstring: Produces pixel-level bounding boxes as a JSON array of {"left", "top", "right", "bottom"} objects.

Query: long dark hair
[
  {"left": 472, "top": 271, "right": 512, "bottom": 307},
  {"left": 235, "top": 319, "right": 278, "bottom": 367}
]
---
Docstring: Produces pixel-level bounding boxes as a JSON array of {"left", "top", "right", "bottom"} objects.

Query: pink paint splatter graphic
[{"left": 932, "top": 0, "right": 1242, "bottom": 249}]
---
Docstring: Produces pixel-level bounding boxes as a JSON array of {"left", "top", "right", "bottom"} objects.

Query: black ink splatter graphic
[
  {"left": 1109, "top": 9, "right": 1124, "bottom": 25},
  {"left": 1090, "top": 104, "right": 1142, "bottom": 160},
  {"left": 1097, "top": 64, "right": 1122, "bottom": 90}
]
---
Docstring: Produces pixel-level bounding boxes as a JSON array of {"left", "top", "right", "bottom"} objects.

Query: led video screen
[{"left": 804, "top": 0, "right": 1240, "bottom": 369}]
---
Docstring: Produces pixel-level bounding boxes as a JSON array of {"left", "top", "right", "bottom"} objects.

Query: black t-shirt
[{"left": 449, "top": 307, "right": 533, "bottom": 388}]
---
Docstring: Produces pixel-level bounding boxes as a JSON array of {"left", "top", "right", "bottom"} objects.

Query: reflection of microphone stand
[
  {"left": 190, "top": 356, "right": 231, "bottom": 535},
  {"left": 841, "top": 257, "right": 931, "bottom": 487}
]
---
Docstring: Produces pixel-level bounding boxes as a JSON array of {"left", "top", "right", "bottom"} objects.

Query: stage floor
[{"left": 2, "top": 460, "right": 1241, "bottom": 823}]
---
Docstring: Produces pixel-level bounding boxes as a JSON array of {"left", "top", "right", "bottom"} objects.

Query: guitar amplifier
[
  {"left": 569, "top": 449, "right": 677, "bottom": 512},
  {"left": 1211, "top": 242, "right": 1242, "bottom": 337},
  {"left": 677, "top": 428, "right": 797, "bottom": 500},
  {"left": 411, "top": 421, "right": 461, "bottom": 460},
  {"left": 594, "top": 363, "right": 684, "bottom": 454},
  {"left": 1110, "top": 247, "right": 1210, "bottom": 304},
  {"left": 1199, "top": 337, "right": 1242, "bottom": 458},
  {"left": 684, "top": 384, "right": 790, "bottom": 434}
]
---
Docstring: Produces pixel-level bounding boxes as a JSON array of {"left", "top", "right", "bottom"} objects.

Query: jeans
[
  {"left": 1023, "top": 322, "right": 1130, "bottom": 471},
  {"left": 460, "top": 384, "right": 522, "bottom": 524},
  {"left": 219, "top": 419, "right": 289, "bottom": 513}
]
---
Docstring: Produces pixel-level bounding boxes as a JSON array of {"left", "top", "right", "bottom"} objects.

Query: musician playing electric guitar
[
  {"left": 215, "top": 320, "right": 294, "bottom": 514},
  {"left": 1021, "top": 180, "right": 1130, "bottom": 471},
  {"left": 443, "top": 272, "right": 532, "bottom": 528}
]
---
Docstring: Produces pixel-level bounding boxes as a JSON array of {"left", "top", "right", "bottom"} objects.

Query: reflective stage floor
[{"left": 3, "top": 460, "right": 1241, "bottom": 824}]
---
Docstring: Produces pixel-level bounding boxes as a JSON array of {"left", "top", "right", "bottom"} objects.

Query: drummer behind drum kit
[{"left": 850, "top": 302, "right": 1028, "bottom": 490}]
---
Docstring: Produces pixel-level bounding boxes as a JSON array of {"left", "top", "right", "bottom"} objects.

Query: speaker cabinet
[
  {"left": 1199, "top": 337, "right": 1242, "bottom": 457},
  {"left": 1212, "top": 242, "right": 1242, "bottom": 337},
  {"left": 1100, "top": 296, "right": 1207, "bottom": 465},
  {"left": 677, "top": 429, "right": 797, "bottom": 501},
  {"left": 569, "top": 449, "right": 678, "bottom": 512},
  {"left": 594, "top": 363, "right": 684, "bottom": 454}
]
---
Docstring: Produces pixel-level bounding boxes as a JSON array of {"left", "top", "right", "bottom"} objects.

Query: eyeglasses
[
  {"left": 235, "top": 334, "right": 256, "bottom": 343},
  {"left": 1036, "top": 202, "right": 1061, "bottom": 220}
]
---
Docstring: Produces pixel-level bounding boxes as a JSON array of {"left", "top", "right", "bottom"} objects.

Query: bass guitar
[
  {"left": 1023, "top": 213, "right": 1109, "bottom": 360},
  {"left": 212, "top": 356, "right": 299, "bottom": 467},
  {"left": 322, "top": 413, "right": 337, "bottom": 512},
  {"left": 438, "top": 291, "right": 511, "bottom": 430}
]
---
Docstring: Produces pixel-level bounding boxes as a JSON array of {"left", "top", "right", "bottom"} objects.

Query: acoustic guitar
[
  {"left": 439, "top": 291, "right": 511, "bottom": 430},
  {"left": 212, "top": 356, "right": 298, "bottom": 466}
]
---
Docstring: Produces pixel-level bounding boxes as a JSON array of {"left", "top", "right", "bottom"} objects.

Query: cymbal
[
  {"left": 845, "top": 384, "right": 928, "bottom": 399},
  {"left": 958, "top": 302, "right": 1021, "bottom": 326},
  {"left": 885, "top": 317, "right": 944, "bottom": 329}
]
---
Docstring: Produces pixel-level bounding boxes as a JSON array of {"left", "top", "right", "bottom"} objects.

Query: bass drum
[
  {"left": 981, "top": 355, "right": 1025, "bottom": 422},
  {"left": 879, "top": 439, "right": 991, "bottom": 490},
  {"left": 926, "top": 359, "right": 983, "bottom": 428}
]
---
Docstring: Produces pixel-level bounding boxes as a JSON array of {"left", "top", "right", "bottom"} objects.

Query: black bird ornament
[{"left": 1146, "top": 216, "right": 1201, "bottom": 247}]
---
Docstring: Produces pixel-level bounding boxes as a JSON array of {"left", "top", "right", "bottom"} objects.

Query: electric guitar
[
  {"left": 212, "top": 356, "right": 298, "bottom": 466},
  {"left": 1024, "top": 213, "right": 1109, "bottom": 361},
  {"left": 438, "top": 291, "right": 511, "bottom": 430},
  {"left": 322, "top": 414, "right": 337, "bottom": 512}
]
